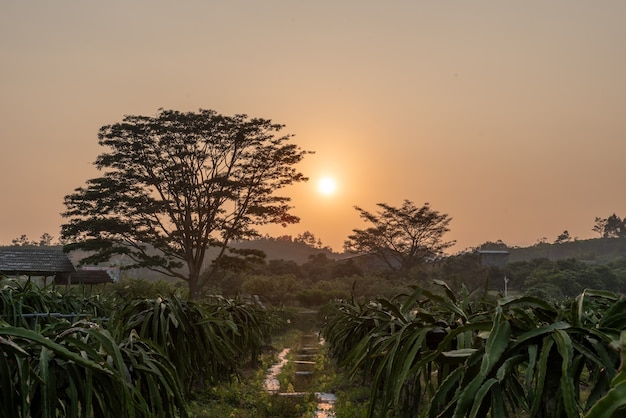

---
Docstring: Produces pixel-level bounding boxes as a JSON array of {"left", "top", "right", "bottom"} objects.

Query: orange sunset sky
[{"left": 2, "top": 2, "right": 626, "bottom": 253}]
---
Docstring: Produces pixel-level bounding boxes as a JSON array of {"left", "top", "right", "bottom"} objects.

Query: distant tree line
[
  {"left": 593, "top": 213, "right": 626, "bottom": 238},
  {"left": 10, "top": 233, "right": 55, "bottom": 247},
  {"left": 505, "top": 257, "right": 626, "bottom": 299}
]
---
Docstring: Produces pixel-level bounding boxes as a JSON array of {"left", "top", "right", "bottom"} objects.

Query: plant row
[
  {"left": 0, "top": 278, "right": 286, "bottom": 417},
  {"left": 321, "top": 280, "right": 626, "bottom": 417}
]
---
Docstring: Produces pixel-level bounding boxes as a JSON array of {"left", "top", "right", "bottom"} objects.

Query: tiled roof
[{"left": 0, "top": 249, "right": 76, "bottom": 276}]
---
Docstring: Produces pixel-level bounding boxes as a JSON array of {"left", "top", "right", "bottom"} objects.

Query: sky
[{"left": 2, "top": 1, "right": 626, "bottom": 253}]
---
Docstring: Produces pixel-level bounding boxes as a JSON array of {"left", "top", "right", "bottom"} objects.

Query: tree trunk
[{"left": 187, "top": 269, "right": 203, "bottom": 299}]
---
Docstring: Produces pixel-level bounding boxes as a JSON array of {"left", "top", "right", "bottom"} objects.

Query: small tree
[
  {"left": 605, "top": 214, "right": 626, "bottom": 238},
  {"left": 344, "top": 200, "right": 454, "bottom": 276},
  {"left": 593, "top": 214, "right": 626, "bottom": 238},
  {"left": 554, "top": 230, "right": 571, "bottom": 244},
  {"left": 295, "top": 230, "right": 328, "bottom": 249},
  {"left": 38, "top": 233, "right": 54, "bottom": 246},
  {"left": 11, "top": 234, "right": 33, "bottom": 246},
  {"left": 593, "top": 217, "right": 607, "bottom": 237},
  {"left": 61, "top": 109, "right": 311, "bottom": 297},
  {"left": 294, "top": 230, "right": 319, "bottom": 248}
]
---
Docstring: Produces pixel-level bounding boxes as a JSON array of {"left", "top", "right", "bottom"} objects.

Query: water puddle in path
[
  {"left": 263, "top": 334, "right": 336, "bottom": 417},
  {"left": 263, "top": 347, "right": 290, "bottom": 393},
  {"left": 315, "top": 392, "right": 337, "bottom": 418}
]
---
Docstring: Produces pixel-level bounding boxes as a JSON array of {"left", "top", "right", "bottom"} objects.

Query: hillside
[{"left": 506, "top": 237, "right": 626, "bottom": 263}]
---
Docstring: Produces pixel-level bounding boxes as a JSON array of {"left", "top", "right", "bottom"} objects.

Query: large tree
[
  {"left": 344, "top": 200, "right": 454, "bottom": 276},
  {"left": 61, "top": 109, "right": 311, "bottom": 296}
]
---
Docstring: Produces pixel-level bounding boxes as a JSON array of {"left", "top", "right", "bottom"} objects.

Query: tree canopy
[
  {"left": 593, "top": 214, "right": 626, "bottom": 238},
  {"left": 344, "top": 200, "right": 454, "bottom": 276},
  {"left": 61, "top": 109, "right": 311, "bottom": 296},
  {"left": 10, "top": 233, "right": 55, "bottom": 247}
]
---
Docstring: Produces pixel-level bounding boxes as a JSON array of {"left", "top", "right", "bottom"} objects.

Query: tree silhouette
[
  {"left": 554, "top": 230, "right": 571, "bottom": 244},
  {"left": 344, "top": 200, "right": 454, "bottom": 276},
  {"left": 61, "top": 109, "right": 310, "bottom": 296},
  {"left": 593, "top": 214, "right": 626, "bottom": 238}
]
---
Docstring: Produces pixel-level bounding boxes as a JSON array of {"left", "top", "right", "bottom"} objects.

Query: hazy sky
[{"left": 2, "top": 1, "right": 626, "bottom": 252}]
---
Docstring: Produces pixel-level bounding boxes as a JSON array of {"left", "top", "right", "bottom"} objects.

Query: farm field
[{"left": 1, "top": 277, "right": 626, "bottom": 417}]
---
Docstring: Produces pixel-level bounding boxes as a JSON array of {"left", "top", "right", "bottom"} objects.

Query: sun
[{"left": 317, "top": 176, "right": 337, "bottom": 195}]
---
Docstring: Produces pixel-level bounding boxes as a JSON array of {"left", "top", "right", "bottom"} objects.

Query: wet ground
[{"left": 263, "top": 333, "right": 336, "bottom": 417}]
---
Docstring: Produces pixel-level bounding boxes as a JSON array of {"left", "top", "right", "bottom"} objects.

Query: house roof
[
  {"left": 478, "top": 249, "right": 510, "bottom": 267},
  {"left": 0, "top": 249, "right": 76, "bottom": 276}
]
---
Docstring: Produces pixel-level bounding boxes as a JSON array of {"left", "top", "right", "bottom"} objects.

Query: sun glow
[{"left": 317, "top": 176, "right": 337, "bottom": 195}]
